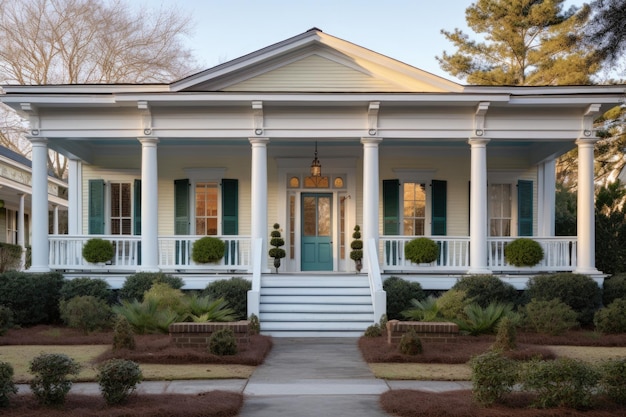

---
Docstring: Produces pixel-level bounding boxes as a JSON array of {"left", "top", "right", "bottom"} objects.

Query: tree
[
  {"left": 595, "top": 180, "right": 626, "bottom": 274},
  {"left": 586, "top": 0, "right": 626, "bottom": 67},
  {"left": 437, "top": 0, "right": 599, "bottom": 85},
  {"left": 0, "top": 0, "right": 200, "bottom": 177}
]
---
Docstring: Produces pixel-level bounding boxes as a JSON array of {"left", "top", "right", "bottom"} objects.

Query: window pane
[
  {"left": 207, "top": 218, "right": 218, "bottom": 236},
  {"left": 111, "top": 219, "right": 120, "bottom": 235},
  {"left": 195, "top": 182, "right": 218, "bottom": 235},
  {"left": 303, "top": 197, "right": 316, "bottom": 236},
  {"left": 121, "top": 184, "right": 131, "bottom": 217},
  {"left": 111, "top": 183, "right": 120, "bottom": 217},
  {"left": 318, "top": 197, "right": 331, "bottom": 236}
]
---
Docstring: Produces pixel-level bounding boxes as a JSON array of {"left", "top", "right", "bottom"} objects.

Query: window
[
  {"left": 195, "top": 182, "right": 218, "bottom": 235},
  {"left": 489, "top": 183, "right": 511, "bottom": 236},
  {"left": 110, "top": 182, "right": 132, "bottom": 235},
  {"left": 403, "top": 182, "right": 426, "bottom": 235}
]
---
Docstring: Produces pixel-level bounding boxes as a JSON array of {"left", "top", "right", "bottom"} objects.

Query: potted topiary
[
  {"left": 404, "top": 237, "right": 439, "bottom": 265},
  {"left": 269, "top": 223, "right": 286, "bottom": 273},
  {"left": 191, "top": 236, "right": 226, "bottom": 264},
  {"left": 504, "top": 238, "right": 544, "bottom": 267},
  {"left": 82, "top": 238, "right": 115, "bottom": 265},
  {"left": 350, "top": 225, "right": 363, "bottom": 272}
]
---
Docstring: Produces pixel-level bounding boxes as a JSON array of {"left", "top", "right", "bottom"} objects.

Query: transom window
[
  {"left": 403, "top": 182, "right": 426, "bottom": 235},
  {"left": 110, "top": 182, "right": 131, "bottom": 235},
  {"left": 195, "top": 182, "right": 218, "bottom": 235},
  {"left": 489, "top": 183, "right": 512, "bottom": 236}
]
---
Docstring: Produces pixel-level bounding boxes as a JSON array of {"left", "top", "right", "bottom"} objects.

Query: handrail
[
  {"left": 247, "top": 238, "right": 263, "bottom": 318},
  {"left": 365, "top": 238, "right": 386, "bottom": 323}
]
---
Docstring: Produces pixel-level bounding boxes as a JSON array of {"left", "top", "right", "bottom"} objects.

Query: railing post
[
  {"left": 366, "top": 238, "right": 386, "bottom": 323},
  {"left": 247, "top": 238, "right": 263, "bottom": 318}
]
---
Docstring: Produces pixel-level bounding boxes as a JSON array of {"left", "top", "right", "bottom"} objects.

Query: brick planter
[
  {"left": 386, "top": 320, "right": 459, "bottom": 345},
  {"left": 169, "top": 321, "right": 250, "bottom": 349}
]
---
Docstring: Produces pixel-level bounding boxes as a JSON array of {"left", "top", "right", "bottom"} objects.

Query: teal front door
[{"left": 301, "top": 193, "right": 333, "bottom": 271}]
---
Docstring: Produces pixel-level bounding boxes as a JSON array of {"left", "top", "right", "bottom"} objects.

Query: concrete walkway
[{"left": 17, "top": 338, "right": 471, "bottom": 416}]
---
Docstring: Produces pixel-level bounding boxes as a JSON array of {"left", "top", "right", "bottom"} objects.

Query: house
[
  {"left": 1, "top": 29, "right": 624, "bottom": 335},
  {"left": 0, "top": 145, "right": 68, "bottom": 269}
]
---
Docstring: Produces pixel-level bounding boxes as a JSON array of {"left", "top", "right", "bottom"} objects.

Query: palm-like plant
[
  {"left": 454, "top": 302, "right": 514, "bottom": 336},
  {"left": 402, "top": 296, "right": 441, "bottom": 321},
  {"left": 113, "top": 298, "right": 181, "bottom": 334},
  {"left": 183, "top": 294, "right": 236, "bottom": 322}
]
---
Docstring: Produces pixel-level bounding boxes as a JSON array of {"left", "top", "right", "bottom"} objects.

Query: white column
[
  {"left": 67, "top": 159, "right": 81, "bottom": 235},
  {"left": 575, "top": 138, "right": 600, "bottom": 274},
  {"left": 468, "top": 137, "right": 491, "bottom": 274},
  {"left": 361, "top": 137, "right": 382, "bottom": 266},
  {"left": 29, "top": 137, "right": 50, "bottom": 272},
  {"left": 17, "top": 193, "right": 26, "bottom": 270},
  {"left": 250, "top": 138, "right": 269, "bottom": 267},
  {"left": 138, "top": 137, "right": 160, "bottom": 272},
  {"left": 52, "top": 205, "right": 59, "bottom": 235},
  {"left": 538, "top": 159, "right": 556, "bottom": 237}
]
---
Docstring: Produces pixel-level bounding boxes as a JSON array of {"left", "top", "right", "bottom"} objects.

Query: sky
[{"left": 162, "top": 0, "right": 584, "bottom": 84}]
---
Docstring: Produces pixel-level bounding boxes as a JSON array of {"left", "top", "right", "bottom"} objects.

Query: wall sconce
[{"left": 310, "top": 141, "right": 322, "bottom": 177}]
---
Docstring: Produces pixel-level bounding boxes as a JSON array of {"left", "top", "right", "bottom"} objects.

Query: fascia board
[{"left": 2, "top": 84, "right": 169, "bottom": 94}]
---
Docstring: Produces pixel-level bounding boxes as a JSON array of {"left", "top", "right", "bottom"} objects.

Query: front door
[{"left": 301, "top": 193, "right": 333, "bottom": 271}]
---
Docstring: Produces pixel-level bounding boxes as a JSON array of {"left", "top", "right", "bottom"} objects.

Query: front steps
[{"left": 259, "top": 274, "right": 375, "bottom": 337}]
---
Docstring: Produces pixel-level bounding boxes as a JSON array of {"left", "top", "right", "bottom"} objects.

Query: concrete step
[
  {"left": 260, "top": 295, "right": 372, "bottom": 305},
  {"left": 261, "top": 287, "right": 371, "bottom": 296},
  {"left": 260, "top": 312, "right": 375, "bottom": 322},
  {"left": 259, "top": 304, "right": 374, "bottom": 313}
]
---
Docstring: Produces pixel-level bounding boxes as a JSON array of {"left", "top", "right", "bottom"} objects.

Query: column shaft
[
  {"left": 29, "top": 137, "right": 50, "bottom": 272},
  {"left": 139, "top": 137, "right": 160, "bottom": 272},
  {"left": 468, "top": 137, "right": 490, "bottom": 274},
  {"left": 250, "top": 138, "right": 269, "bottom": 265},
  {"left": 361, "top": 137, "right": 382, "bottom": 266},
  {"left": 575, "top": 138, "right": 599, "bottom": 274}
]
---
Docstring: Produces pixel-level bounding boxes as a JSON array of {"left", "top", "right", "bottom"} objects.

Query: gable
[{"left": 173, "top": 29, "right": 463, "bottom": 93}]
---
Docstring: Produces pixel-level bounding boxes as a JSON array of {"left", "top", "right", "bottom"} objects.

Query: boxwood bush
[
  {"left": 119, "top": 272, "right": 183, "bottom": 302},
  {"left": 0, "top": 242, "right": 22, "bottom": 273},
  {"left": 522, "top": 298, "right": 578, "bottom": 336},
  {"left": 0, "top": 361, "right": 17, "bottom": 408},
  {"left": 504, "top": 238, "right": 544, "bottom": 267},
  {"left": 603, "top": 273, "right": 626, "bottom": 305},
  {"left": 524, "top": 273, "right": 602, "bottom": 326},
  {"left": 383, "top": 276, "right": 424, "bottom": 320},
  {"left": 594, "top": 298, "right": 626, "bottom": 334},
  {"left": 452, "top": 275, "right": 519, "bottom": 308},
  {"left": 97, "top": 359, "right": 142, "bottom": 405},
  {"left": 60, "top": 277, "right": 114, "bottom": 304},
  {"left": 60, "top": 295, "right": 113, "bottom": 334},
  {"left": 0, "top": 306, "right": 13, "bottom": 336},
  {"left": 192, "top": 236, "right": 225, "bottom": 264},
  {"left": 0, "top": 271, "right": 64, "bottom": 325},
  {"left": 404, "top": 237, "right": 439, "bottom": 264},
  {"left": 82, "top": 238, "right": 115, "bottom": 263},
  {"left": 203, "top": 277, "right": 251, "bottom": 320},
  {"left": 29, "top": 353, "right": 81, "bottom": 406}
]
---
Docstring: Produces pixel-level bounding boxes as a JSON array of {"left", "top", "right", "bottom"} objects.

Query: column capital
[
  {"left": 27, "top": 136, "right": 48, "bottom": 146},
  {"left": 468, "top": 137, "right": 490, "bottom": 146},
  {"left": 138, "top": 136, "right": 159, "bottom": 146},
  {"left": 361, "top": 137, "right": 382, "bottom": 145},
  {"left": 575, "top": 137, "right": 599, "bottom": 146},
  {"left": 249, "top": 137, "right": 270, "bottom": 145}
]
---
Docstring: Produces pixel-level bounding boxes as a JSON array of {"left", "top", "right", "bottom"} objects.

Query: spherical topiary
[
  {"left": 404, "top": 237, "right": 439, "bottom": 264},
  {"left": 269, "top": 223, "right": 286, "bottom": 259},
  {"left": 399, "top": 330, "right": 423, "bottom": 355},
  {"left": 350, "top": 225, "right": 363, "bottom": 261},
  {"left": 209, "top": 328, "right": 238, "bottom": 355},
  {"left": 82, "top": 238, "right": 115, "bottom": 263},
  {"left": 192, "top": 237, "right": 225, "bottom": 264},
  {"left": 504, "top": 238, "right": 544, "bottom": 267}
]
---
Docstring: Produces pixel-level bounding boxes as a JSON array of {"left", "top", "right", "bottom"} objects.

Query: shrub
[
  {"left": 470, "top": 350, "right": 518, "bottom": 406},
  {"left": 183, "top": 294, "right": 236, "bottom": 322},
  {"left": 454, "top": 302, "right": 514, "bottom": 336},
  {"left": 144, "top": 283, "right": 185, "bottom": 314},
  {"left": 379, "top": 314, "right": 388, "bottom": 331},
  {"left": 112, "top": 316, "right": 136, "bottom": 350},
  {"left": 399, "top": 330, "right": 423, "bottom": 355},
  {"left": 492, "top": 316, "right": 517, "bottom": 351},
  {"left": 113, "top": 298, "right": 180, "bottom": 334},
  {"left": 364, "top": 324, "right": 382, "bottom": 337},
  {"left": 436, "top": 289, "right": 469, "bottom": 321},
  {"left": 522, "top": 298, "right": 578, "bottom": 335},
  {"left": 97, "top": 359, "right": 142, "bottom": 405},
  {"left": 60, "top": 295, "right": 113, "bottom": 334},
  {"left": 0, "top": 242, "right": 22, "bottom": 273},
  {"left": 209, "top": 328, "right": 238, "bottom": 355},
  {"left": 603, "top": 273, "right": 626, "bottom": 305},
  {"left": 60, "top": 277, "right": 113, "bottom": 304},
  {"left": 383, "top": 277, "right": 424, "bottom": 320},
  {"left": 350, "top": 225, "right": 363, "bottom": 263},
  {"left": 268, "top": 223, "right": 286, "bottom": 260},
  {"left": 0, "top": 361, "right": 17, "bottom": 408},
  {"left": 599, "top": 358, "right": 626, "bottom": 405},
  {"left": 525, "top": 273, "right": 602, "bottom": 326},
  {"left": 82, "top": 238, "right": 115, "bottom": 263},
  {"left": 248, "top": 313, "right": 260, "bottom": 335},
  {"left": 519, "top": 357, "right": 600, "bottom": 409},
  {"left": 452, "top": 275, "right": 519, "bottom": 308},
  {"left": 402, "top": 296, "right": 441, "bottom": 321},
  {"left": 203, "top": 277, "right": 251, "bottom": 320},
  {"left": 119, "top": 272, "right": 183, "bottom": 302},
  {"left": 29, "top": 353, "right": 81, "bottom": 406},
  {"left": 594, "top": 298, "right": 626, "bottom": 334},
  {"left": 0, "top": 305, "right": 13, "bottom": 336},
  {"left": 504, "top": 238, "right": 544, "bottom": 267},
  {"left": 404, "top": 237, "right": 439, "bottom": 264},
  {"left": 0, "top": 271, "right": 64, "bottom": 325},
  {"left": 192, "top": 236, "right": 225, "bottom": 264}
]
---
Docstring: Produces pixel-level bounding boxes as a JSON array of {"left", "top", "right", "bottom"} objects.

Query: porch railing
[
  {"left": 48, "top": 235, "right": 252, "bottom": 271},
  {"left": 380, "top": 236, "right": 577, "bottom": 272}
]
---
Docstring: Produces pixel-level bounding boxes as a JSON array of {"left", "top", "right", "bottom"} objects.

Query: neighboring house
[
  {"left": 1, "top": 29, "right": 625, "bottom": 335},
  {"left": 0, "top": 145, "right": 68, "bottom": 268}
]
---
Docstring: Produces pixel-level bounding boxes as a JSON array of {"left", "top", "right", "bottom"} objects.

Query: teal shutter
[
  {"left": 88, "top": 179, "right": 105, "bottom": 234},
  {"left": 383, "top": 179, "right": 400, "bottom": 235},
  {"left": 431, "top": 180, "right": 447, "bottom": 236},
  {"left": 133, "top": 179, "right": 141, "bottom": 235},
  {"left": 518, "top": 180, "right": 533, "bottom": 236},
  {"left": 174, "top": 179, "right": 190, "bottom": 235},
  {"left": 221, "top": 179, "right": 238, "bottom": 235}
]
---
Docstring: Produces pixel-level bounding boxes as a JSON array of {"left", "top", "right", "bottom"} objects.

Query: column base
[
  {"left": 26, "top": 266, "right": 52, "bottom": 273},
  {"left": 466, "top": 268, "right": 492, "bottom": 275},
  {"left": 573, "top": 267, "right": 602, "bottom": 276},
  {"left": 137, "top": 266, "right": 161, "bottom": 273}
]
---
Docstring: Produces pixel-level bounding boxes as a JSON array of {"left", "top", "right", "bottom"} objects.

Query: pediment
[{"left": 172, "top": 29, "right": 462, "bottom": 93}]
